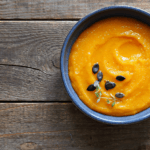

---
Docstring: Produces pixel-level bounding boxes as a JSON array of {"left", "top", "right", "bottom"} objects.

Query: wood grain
[
  {"left": 0, "top": 0, "right": 150, "bottom": 19},
  {"left": 0, "top": 21, "right": 76, "bottom": 101},
  {"left": 0, "top": 103, "right": 149, "bottom": 150}
]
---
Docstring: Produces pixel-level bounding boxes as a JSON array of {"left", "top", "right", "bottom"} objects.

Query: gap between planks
[
  {"left": 0, "top": 101, "right": 72, "bottom": 103},
  {"left": 0, "top": 19, "right": 79, "bottom": 21}
]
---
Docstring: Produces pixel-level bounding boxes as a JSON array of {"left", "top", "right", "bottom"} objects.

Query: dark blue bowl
[{"left": 61, "top": 6, "right": 150, "bottom": 125}]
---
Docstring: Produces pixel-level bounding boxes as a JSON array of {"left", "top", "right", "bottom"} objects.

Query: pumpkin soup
[{"left": 69, "top": 17, "right": 150, "bottom": 116}]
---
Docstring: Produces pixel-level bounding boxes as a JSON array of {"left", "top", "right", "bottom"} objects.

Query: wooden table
[{"left": 1, "top": 1, "right": 150, "bottom": 150}]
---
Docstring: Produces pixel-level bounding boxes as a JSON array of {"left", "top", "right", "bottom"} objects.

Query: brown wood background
[{"left": 0, "top": 0, "right": 150, "bottom": 150}]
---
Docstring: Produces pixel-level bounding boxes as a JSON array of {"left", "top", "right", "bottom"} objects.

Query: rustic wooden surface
[
  {"left": 0, "top": 21, "right": 76, "bottom": 101},
  {"left": 0, "top": 103, "right": 150, "bottom": 150},
  {"left": 0, "top": 0, "right": 150, "bottom": 150},
  {"left": 0, "top": 0, "right": 150, "bottom": 19}
]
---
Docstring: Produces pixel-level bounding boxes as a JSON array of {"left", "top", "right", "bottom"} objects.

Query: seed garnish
[
  {"left": 115, "top": 92, "right": 125, "bottom": 98},
  {"left": 92, "top": 63, "right": 99, "bottom": 74},
  {"left": 87, "top": 65, "right": 125, "bottom": 107},
  {"left": 87, "top": 84, "right": 96, "bottom": 91},
  {"left": 94, "top": 81, "right": 99, "bottom": 87},
  {"left": 97, "top": 71, "right": 103, "bottom": 82},
  {"left": 105, "top": 81, "right": 116, "bottom": 90},
  {"left": 116, "top": 75, "right": 125, "bottom": 81}
]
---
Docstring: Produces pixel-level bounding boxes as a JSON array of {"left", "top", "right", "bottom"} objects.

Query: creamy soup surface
[{"left": 69, "top": 17, "right": 150, "bottom": 116}]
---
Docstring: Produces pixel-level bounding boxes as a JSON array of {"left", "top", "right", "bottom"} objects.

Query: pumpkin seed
[
  {"left": 97, "top": 71, "right": 103, "bottom": 82},
  {"left": 94, "top": 80, "right": 99, "bottom": 87},
  {"left": 92, "top": 63, "right": 99, "bottom": 74},
  {"left": 116, "top": 75, "right": 125, "bottom": 81},
  {"left": 105, "top": 81, "right": 116, "bottom": 90},
  {"left": 115, "top": 92, "right": 125, "bottom": 98},
  {"left": 87, "top": 84, "right": 96, "bottom": 91}
]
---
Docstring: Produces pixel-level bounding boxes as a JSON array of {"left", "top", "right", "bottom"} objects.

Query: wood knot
[
  {"left": 52, "top": 53, "right": 60, "bottom": 69},
  {"left": 20, "top": 142, "right": 39, "bottom": 150}
]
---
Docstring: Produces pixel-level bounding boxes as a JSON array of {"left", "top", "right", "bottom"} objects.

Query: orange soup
[{"left": 69, "top": 17, "right": 150, "bottom": 116}]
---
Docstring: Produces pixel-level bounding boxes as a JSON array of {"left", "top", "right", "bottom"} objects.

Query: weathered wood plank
[
  {"left": 0, "top": 103, "right": 149, "bottom": 150},
  {"left": 0, "top": 0, "right": 150, "bottom": 19},
  {"left": 0, "top": 65, "right": 69, "bottom": 101},
  {"left": 0, "top": 21, "right": 76, "bottom": 101}
]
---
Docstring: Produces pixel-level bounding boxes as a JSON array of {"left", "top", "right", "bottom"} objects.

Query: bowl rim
[{"left": 60, "top": 5, "right": 150, "bottom": 125}]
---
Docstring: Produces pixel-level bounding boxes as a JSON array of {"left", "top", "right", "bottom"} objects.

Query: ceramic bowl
[{"left": 60, "top": 6, "right": 150, "bottom": 124}]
